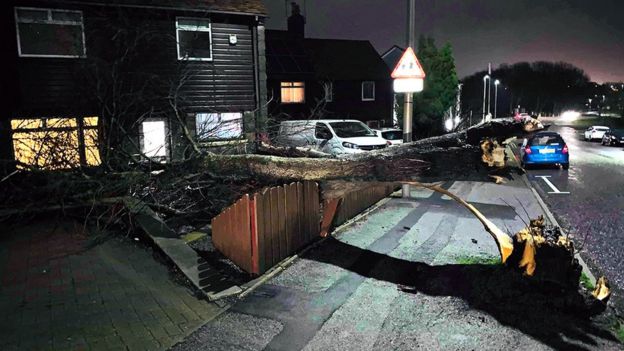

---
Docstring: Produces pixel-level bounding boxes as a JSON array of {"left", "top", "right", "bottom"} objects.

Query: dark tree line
[{"left": 461, "top": 61, "right": 592, "bottom": 117}]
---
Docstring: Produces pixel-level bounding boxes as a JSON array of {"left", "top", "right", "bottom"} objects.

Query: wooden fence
[
  {"left": 333, "top": 183, "right": 398, "bottom": 227},
  {"left": 212, "top": 181, "right": 320, "bottom": 275}
]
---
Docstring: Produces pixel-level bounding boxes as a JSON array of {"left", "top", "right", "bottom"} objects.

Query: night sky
[{"left": 264, "top": 0, "right": 624, "bottom": 83}]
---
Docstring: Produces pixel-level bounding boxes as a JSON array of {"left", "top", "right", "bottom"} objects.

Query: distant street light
[
  {"left": 482, "top": 74, "right": 490, "bottom": 122},
  {"left": 494, "top": 79, "right": 500, "bottom": 119}
]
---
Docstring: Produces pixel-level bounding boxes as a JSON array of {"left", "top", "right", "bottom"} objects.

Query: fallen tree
[{"left": 206, "top": 117, "right": 543, "bottom": 198}]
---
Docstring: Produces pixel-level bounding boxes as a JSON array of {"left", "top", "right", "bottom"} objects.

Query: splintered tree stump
[{"left": 505, "top": 216, "right": 582, "bottom": 289}]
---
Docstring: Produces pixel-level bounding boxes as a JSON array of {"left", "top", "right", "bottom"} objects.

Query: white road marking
[{"left": 535, "top": 175, "right": 570, "bottom": 194}]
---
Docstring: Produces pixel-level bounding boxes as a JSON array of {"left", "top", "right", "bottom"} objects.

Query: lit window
[
  {"left": 362, "top": 81, "right": 375, "bottom": 101},
  {"left": 14, "top": 7, "right": 86, "bottom": 58},
  {"left": 281, "top": 82, "right": 305, "bottom": 104},
  {"left": 11, "top": 116, "right": 100, "bottom": 170},
  {"left": 325, "top": 82, "right": 333, "bottom": 102},
  {"left": 196, "top": 112, "right": 243, "bottom": 140},
  {"left": 141, "top": 120, "right": 168, "bottom": 160},
  {"left": 176, "top": 17, "right": 212, "bottom": 61}
]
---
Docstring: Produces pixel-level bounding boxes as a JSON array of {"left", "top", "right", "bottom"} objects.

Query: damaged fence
[
  {"left": 333, "top": 183, "right": 398, "bottom": 227},
  {"left": 212, "top": 181, "right": 320, "bottom": 275}
]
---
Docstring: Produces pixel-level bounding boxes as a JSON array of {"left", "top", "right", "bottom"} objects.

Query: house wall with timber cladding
[{"left": 1, "top": 1, "right": 266, "bottom": 167}]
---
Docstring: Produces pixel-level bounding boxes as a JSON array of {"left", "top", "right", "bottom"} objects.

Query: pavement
[
  {"left": 0, "top": 219, "right": 225, "bottom": 351},
  {"left": 515, "top": 121, "right": 624, "bottom": 296},
  {"left": 173, "top": 173, "right": 622, "bottom": 350}
]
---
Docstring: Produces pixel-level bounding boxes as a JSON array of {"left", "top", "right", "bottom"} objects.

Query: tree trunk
[{"left": 204, "top": 118, "right": 545, "bottom": 198}]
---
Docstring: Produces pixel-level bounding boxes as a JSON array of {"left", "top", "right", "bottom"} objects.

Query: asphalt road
[{"left": 523, "top": 123, "right": 624, "bottom": 294}]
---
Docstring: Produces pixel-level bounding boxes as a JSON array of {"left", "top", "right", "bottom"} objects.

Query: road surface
[{"left": 523, "top": 123, "right": 624, "bottom": 294}]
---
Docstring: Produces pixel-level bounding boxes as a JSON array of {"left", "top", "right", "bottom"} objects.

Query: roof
[
  {"left": 266, "top": 30, "right": 391, "bottom": 81},
  {"left": 265, "top": 30, "right": 315, "bottom": 78},
  {"left": 304, "top": 38, "right": 391, "bottom": 80},
  {"left": 380, "top": 45, "right": 404, "bottom": 70},
  {"left": 533, "top": 131, "right": 562, "bottom": 136},
  {"left": 43, "top": 0, "right": 268, "bottom": 16}
]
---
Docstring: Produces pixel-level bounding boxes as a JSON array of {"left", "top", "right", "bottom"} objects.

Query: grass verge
[
  {"left": 456, "top": 255, "right": 501, "bottom": 265},
  {"left": 613, "top": 320, "right": 624, "bottom": 343},
  {"left": 580, "top": 272, "right": 595, "bottom": 291}
]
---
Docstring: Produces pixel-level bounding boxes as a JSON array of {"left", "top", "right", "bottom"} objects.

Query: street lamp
[
  {"left": 482, "top": 74, "right": 490, "bottom": 122},
  {"left": 494, "top": 79, "right": 500, "bottom": 119}
]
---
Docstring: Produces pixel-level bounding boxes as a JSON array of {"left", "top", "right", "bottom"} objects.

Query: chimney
[{"left": 287, "top": 2, "right": 305, "bottom": 38}]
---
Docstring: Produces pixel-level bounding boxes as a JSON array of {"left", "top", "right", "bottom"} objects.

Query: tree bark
[{"left": 204, "top": 118, "right": 545, "bottom": 198}]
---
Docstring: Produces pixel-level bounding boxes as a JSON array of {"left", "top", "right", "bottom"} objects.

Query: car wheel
[{"left": 562, "top": 163, "right": 569, "bottom": 170}]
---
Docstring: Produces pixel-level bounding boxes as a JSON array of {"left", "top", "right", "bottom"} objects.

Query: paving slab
[{"left": 0, "top": 219, "right": 224, "bottom": 351}]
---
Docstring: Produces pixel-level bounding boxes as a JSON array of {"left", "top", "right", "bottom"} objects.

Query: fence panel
[
  {"left": 212, "top": 195, "right": 253, "bottom": 273},
  {"left": 333, "top": 184, "right": 397, "bottom": 227},
  {"left": 213, "top": 181, "right": 321, "bottom": 275}
]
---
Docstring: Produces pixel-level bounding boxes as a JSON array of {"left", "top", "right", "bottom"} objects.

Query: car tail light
[
  {"left": 562, "top": 144, "right": 568, "bottom": 154},
  {"left": 386, "top": 140, "right": 392, "bottom": 146},
  {"left": 524, "top": 146, "right": 532, "bottom": 154}
]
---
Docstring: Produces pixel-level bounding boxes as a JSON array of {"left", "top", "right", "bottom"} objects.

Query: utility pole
[
  {"left": 454, "top": 83, "right": 462, "bottom": 129},
  {"left": 487, "top": 63, "right": 492, "bottom": 117},
  {"left": 402, "top": 0, "right": 415, "bottom": 198}
]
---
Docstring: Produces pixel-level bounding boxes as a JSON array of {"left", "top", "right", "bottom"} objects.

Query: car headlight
[{"left": 342, "top": 142, "right": 359, "bottom": 149}]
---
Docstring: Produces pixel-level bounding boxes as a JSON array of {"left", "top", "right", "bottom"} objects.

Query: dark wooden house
[
  {"left": 1, "top": 0, "right": 268, "bottom": 171},
  {"left": 265, "top": 6, "right": 393, "bottom": 130}
]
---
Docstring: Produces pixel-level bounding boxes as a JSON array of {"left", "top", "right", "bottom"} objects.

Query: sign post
[{"left": 392, "top": 5, "right": 426, "bottom": 197}]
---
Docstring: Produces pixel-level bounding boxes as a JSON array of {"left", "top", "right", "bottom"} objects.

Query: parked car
[
  {"left": 275, "top": 119, "right": 389, "bottom": 155},
  {"left": 521, "top": 131, "right": 569, "bottom": 169},
  {"left": 601, "top": 129, "right": 624, "bottom": 146},
  {"left": 373, "top": 128, "right": 404, "bottom": 145},
  {"left": 584, "top": 126, "right": 610, "bottom": 141}
]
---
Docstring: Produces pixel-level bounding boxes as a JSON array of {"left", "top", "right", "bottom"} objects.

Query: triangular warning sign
[{"left": 391, "top": 47, "right": 426, "bottom": 79}]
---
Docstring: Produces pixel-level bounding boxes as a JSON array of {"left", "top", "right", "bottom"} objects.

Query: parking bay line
[{"left": 534, "top": 175, "right": 570, "bottom": 194}]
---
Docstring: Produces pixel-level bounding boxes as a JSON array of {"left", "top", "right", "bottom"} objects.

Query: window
[
  {"left": 176, "top": 17, "right": 212, "bottom": 61},
  {"left": 14, "top": 7, "right": 86, "bottom": 58},
  {"left": 281, "top": 82, "right": 305, "bottom": 104},
  {"left": 196, "top": 112, "right": 243, "bottom": 140},
  {"left": 329, "top": 121, "right": 376, "bottom": 138},
  {"left": 11, "top": 116, "right": 100, "bottom": 170},
  {"left": 324, "top": 82, "right": 333, "bottom": 102},
  {"left": 141, "top": 120, "right": 168, "bottom": 160},
  {"left": 362, "top": 81, "right": 375, "bottom": 101},
  {"left": 529, "top": 135, "right": 564, "bottom": 146},
  {"left": 315, "top": 123, "right": 332, "bottom": 140}
]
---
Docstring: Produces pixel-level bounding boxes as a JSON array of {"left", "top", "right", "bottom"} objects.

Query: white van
[{"left": 275, "top": 119, "right": 390, "bottom": 155}]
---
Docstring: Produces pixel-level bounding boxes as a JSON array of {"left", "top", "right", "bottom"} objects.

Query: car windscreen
[
  {"left": 611, "top": 129, "right": 624, "bottom": 137},
  {"left": 329, "top": 122, "right": 376, "bottom": 138},
  {"left": 381, "top": 131, "right": 403, "bottom": 140},
  {"left": 529, "top": 135, "right": 564, "bottom": 146}
]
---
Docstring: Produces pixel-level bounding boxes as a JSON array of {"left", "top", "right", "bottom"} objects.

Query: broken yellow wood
[
  {"left": 181, "top": 231, "right": 208, "bottom": 244},
  {"left": 593, "top": 276, "right": 611, "bottom": 301},
  {"left": 404, "top": 182, "right": 514, "bottom": 263},
  {"left": 480, "top": 139, "right": 506, "bottom": 168},
  {"left": 489, "top": 175, "right": 506, "bottom": 184},
  {"left": 515, "top": 228, "right": 546, "bottom": 276}
]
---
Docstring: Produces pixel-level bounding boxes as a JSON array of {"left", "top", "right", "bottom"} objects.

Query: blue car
[{"left": 521, "top": 132, "right": 569, "bottom": 170}]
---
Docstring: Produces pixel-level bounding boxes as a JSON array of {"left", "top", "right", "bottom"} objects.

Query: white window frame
[
  {"left": 325, "top": 82, "right": 334, "bottom": 102},
  {"left": 140, "top": 119, "right": 169, "bottom": 162},
  {"left": 362, "top": 81, "right": 375, "bottom": 101},
  {"left": 176, "top": 17, "right": 213, "bottom": 61},
  {"left": 195, "top": 112, "right": 244, "bottom": 141},
  {"left": 14, "top": 7, "right": 86, "bottom": 58},
  {"left": 280, "top": 81, "right": 306, "bottom": 104}
]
